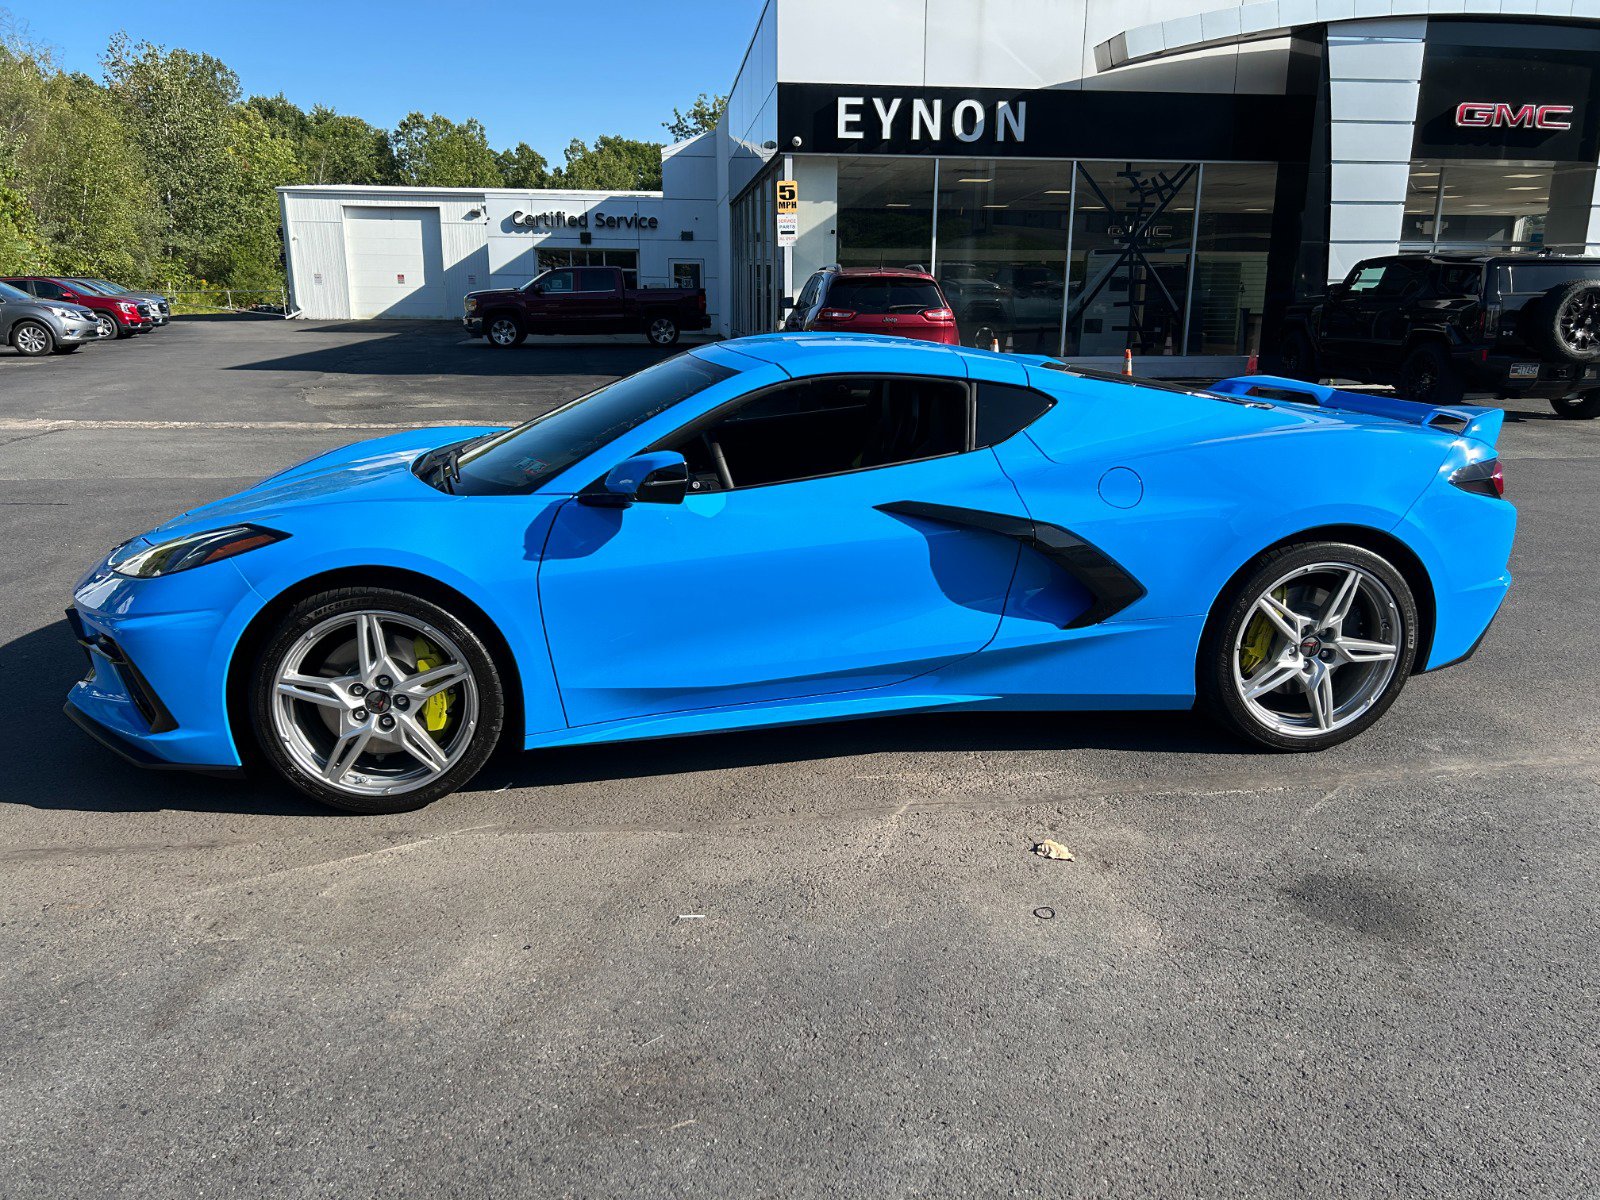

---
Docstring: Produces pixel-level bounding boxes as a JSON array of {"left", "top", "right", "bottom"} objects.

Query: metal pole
[
  {"left": 1431, "top": 166, "right": 1446, "bottom": 252},
  {"left": 929, "top": 158, "right": 941, "bottom": 278},
  {"left": 1059, "top": 162, "right": 1078, "bottom": 357},
  {"left": 1180, "top": 163, "right": 1204, "bottom": 357}
]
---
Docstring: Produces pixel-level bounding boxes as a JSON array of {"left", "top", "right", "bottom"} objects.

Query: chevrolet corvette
[{"left": 65, "top": 334, "right": 1516, "bottom": 812}]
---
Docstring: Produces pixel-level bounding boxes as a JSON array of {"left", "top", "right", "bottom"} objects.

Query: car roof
[
  {"left": 1384, "top": 253, "right": 1600, "bottom": 266},
  {"left": 829, "top": 267, "right": 936, "bottom": 279},
  {"left": 694, "top": 331, "right": 984, "bottom": 373}
]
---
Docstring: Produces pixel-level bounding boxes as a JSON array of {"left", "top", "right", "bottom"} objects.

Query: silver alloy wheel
[
  {"left": 1232, "top": 562, "right": 1403, "bottom": 738},
  {"left": 270, "top": 609, "right": 479, "bottom": 797},
  {"left": 487, "top": 317, "right": 520, "bottom": 346},
  {"left": 648, "top": 316, "right": 676, "bottom": 344},
  {"left": 95, "top": 314, "right": 115, "bottom": 339},
  {"left": 14, "top": 323, "right": 49, "bottom": 355}
]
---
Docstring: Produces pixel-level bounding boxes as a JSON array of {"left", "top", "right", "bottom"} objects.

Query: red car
[
  {"left": 782, "top": 266, "right": 960, "bottom": 344},
  {"left": 1, "top": 276, "right": 153, "bottom": 340}
]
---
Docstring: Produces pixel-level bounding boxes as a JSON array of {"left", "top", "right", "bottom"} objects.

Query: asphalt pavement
[{"left": 1, "top": 318, "right": 1595, "bottom": 1198}]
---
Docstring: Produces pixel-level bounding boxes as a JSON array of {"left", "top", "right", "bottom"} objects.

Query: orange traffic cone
[{"left": 1123, "top": 349, "right": 1133, "bottom": 376}]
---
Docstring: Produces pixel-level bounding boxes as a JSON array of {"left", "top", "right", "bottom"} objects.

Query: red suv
[
  {"left": 782, "top": 267, "right": 960, "bottom": 345},
  {"left": 1, "top": 277, "right": 153, "bottom": 340}
]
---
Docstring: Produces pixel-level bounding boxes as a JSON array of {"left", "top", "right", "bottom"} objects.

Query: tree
[
  {"left": 304, "top": 108, "right": 395, "bottom": 185},
  {"left": 663, "top": 92, "right": 726, "bottom": 141},
  {"left": 555, "top": 135, "right": 662, "bottom": 191},
  {"left": 495, "top": 141, "right": 549, "bottom": 189},
  {"left": 391, "top": 112, "right": 501, "bottom": 188},
  {"left": 211, "top": 106, "right": 299, "bottom": 291}
]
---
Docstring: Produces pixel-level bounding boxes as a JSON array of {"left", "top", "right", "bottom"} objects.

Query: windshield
[
  {"left": 0, "top": 281, "right": 30, "bottom": 302},
  {"left": 71, "top": 279, "right": 111, "bottom": 295},
  {"left": 826, "top": 277, "right": 945, "bottom": 314},
  {"left": 451, "top": 352, "right": 738, "bottom": 495}
]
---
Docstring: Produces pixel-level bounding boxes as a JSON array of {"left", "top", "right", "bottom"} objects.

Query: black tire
[
  {"left": 1398, "top": 342, "right": 1463, "bottom": 405},
  {"left": 1274, "top": 328, "right": 1318, "bottom": 381},
  {"left": 645, "top": 312, "right": 680, "bottom": 346},
  {"left": 10, "top": 320, "right": 54, "bottom": 357},
  {"left": 1197, "top": 541, "right": 1420, "bottom": 752},
  {"left": 1530, "top": 278, "right": 1600, "bottom": 361},
  {"left": 483, "top": 312, "right": 526, "bottom": 348},
  {"left": 249, "top": 587, "right": 505, "bottom": 814},
  {"left": 93, "top": 313, "right": 116, "bottom": 341},
  {"left": 1551, "top": 389, "right": 1600, "bottom": 419}
]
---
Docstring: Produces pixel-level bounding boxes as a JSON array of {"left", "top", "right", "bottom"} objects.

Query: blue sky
[{"left": 10, "top": 0, "right": 761, "bottom": 163}]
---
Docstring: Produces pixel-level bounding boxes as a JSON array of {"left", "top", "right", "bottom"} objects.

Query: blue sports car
[{"left": 65, "top": 335, "right": 1515, "bottom": 813}]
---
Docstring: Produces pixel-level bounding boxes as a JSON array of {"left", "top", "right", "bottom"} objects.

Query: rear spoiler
[{"left": 1208, "top": 374, "right": 1504, "bottom": 447}]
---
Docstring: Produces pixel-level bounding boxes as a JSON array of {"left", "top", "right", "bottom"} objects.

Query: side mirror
[
  {"left": 531, "top": 283, "right": 544, "bottom": 295},
  {"left": 583, "top": 451, "right": 689, "bottom": 507},
  {"left": 781, "top": 295, "right": 796, "bottom": 307},
  {"left": 1327, "top": 282, "right": 1349, "bottom": 299}
]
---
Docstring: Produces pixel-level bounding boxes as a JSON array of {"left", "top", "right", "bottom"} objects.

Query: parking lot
[{"left": 2, "top": 318, "right": 1596, "bottom": 1197}]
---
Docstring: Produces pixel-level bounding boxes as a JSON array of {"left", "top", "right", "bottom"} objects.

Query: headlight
[
  {"left": 465, "top": 298, "right": 478, "bottom": 312},
  {"left": 48, "top": 306, "right": 80, "bottom": 319},
  {"left": 110, "top": 524, "right": 288, "bottom": 578}
]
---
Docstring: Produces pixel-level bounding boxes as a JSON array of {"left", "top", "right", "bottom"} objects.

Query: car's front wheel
[
  {"left": 94, "top": 313, "right": 116, "bottom": 340},
  {"left": 484, "top": 313, "right": 526, "bottom": 348},
  {"left": 1551, "top": 389, "right": 1600, "bottom": 419},
  {"left": 250, "top": 588, "right": 505, "bottom": 813},
  {"left": 1198, "top": 542, "right": 1419, "bottom": 751},
  {"left": 11, "top": 320, "right": 54, "bottom": 357}
]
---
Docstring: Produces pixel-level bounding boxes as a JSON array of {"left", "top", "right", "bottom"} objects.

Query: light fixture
[
  {"left": 1044, "top": 189, "right": 1072, "bottom": 195},
  {"left": 885, "top": 203, "right": 910, "bottom": 208},
  {"left": 957, "top": 177, "right": 992, "bottom": 183},
  {"left": 1505, "top": 173, "right": 1541, "bottom": 179},
  {"left": 1412, "top": 171, "right": 1440, "bottom": 178},
  {"left": 1508, "top": 186, "right": 1541, "bottom": 191},
  {"left": 1244, "top": 206, "right": 1267, "bottom": 212},
  {"left": 982, "top": 203, "right": 1008, "bottom": 209}
]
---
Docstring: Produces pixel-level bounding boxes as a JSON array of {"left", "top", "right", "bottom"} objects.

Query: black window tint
[
  {"left": 975, "top": 382, "right": 1054, "bottom": 448},
  {"left": 1435, "top": 264, "right": 1482, "bottom": 297},
  {"left": 824, "top": 277, "right": 945, "bottom": 313},
  {"left": 454, "top": 353, "right": 737, "bottom": 495},
  {"left": 1374, "top": 261, "right": 1425, "bottom": 297},
  {"left": 1495, "top": 261, "right": 1600, "bottom": 296},
  {"left": 578, "top": 268, "right": 615, "bottom": 292},
  {"left": 32, "top": 280, "right": 66, "bottom": 299},
  {"left": 676, "top": 376, "right": 968, "bottom": 490},
  {"left": 0, "top": 281, "right": 29, "bottom": 302}
]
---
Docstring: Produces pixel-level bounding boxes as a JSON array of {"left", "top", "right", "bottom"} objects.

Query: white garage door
[{"left": 343, "top": 207, "right": 446, "bottom": 318}]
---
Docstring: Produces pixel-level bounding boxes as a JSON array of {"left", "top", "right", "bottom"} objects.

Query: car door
[
  {"left": 1320, "top": 260, "right": 1386, "bottom": 361},
  {"left": 535, "top": 372, "right": 1027, "bottom": 728},
  {"left": 576, "top": 267, "right": 626, "bottom": 330},
  {"left": 525, "top": 268, "right": 579, "bottom": 331},
  {"left": 1366, "top": 259, "right": 1427, "bottom": 367}
]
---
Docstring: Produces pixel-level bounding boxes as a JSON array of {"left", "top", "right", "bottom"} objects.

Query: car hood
[
  {"left": 465, "top": 288, "right": 518, "bottom": 302},
  {"left": 147, "top": 425, "right": 505, "bottom": 537}
]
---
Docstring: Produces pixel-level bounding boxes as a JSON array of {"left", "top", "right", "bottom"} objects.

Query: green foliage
[
  {"left": 0, "top": 182, "right": 46, "bottom": 273},
  {"left": 555, "top": 135, "right": 663, "bottom": 191},
  {"left": 495, "top": 142, "right": 550, "bottom": 189},
  {"left": 663, "top": 92, "right": 726, "bottom": 141},
  {"left": 392, "top": 112, "right": 501, "bottom": 188}
]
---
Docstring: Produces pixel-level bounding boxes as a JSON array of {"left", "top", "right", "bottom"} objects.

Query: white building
[{"left": 282, "top": 0, "right": 1600, "bottom": 361}]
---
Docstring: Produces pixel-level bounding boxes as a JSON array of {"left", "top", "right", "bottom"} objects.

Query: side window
[
  {"left": 32, "top": 280, "right": 66, "bottom": 300},
  {"left": 1344, "top": 263, "right": 1386, "bottom": 294},
  {"left": 974, "top": 382, "right": 1055, "bottom": 448},
  {"left": 674, "top": 375, "right": 969, "bottom": 491},
  {"left": 1435, "top": 264, "right": 1482, "bottom": 298},
  {"left": 1374, "top": 261, "right": 1424, "bottom": 297},
  {"left": 577, "top": 268, "right": 615, "bottom": 292},
  {"left": 541, "top": 270, "right": 576, "bottom": 294},
  {"left": 798, "top": 273, "right": 822, "bottom": 309}
]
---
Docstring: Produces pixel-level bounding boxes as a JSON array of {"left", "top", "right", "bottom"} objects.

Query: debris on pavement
[
  {"left": 1032, "top": 839, "right": 1074, "bottom": 861},
  {"left": 1033, "top": 907, "right": 1056, "bottom": 920}
]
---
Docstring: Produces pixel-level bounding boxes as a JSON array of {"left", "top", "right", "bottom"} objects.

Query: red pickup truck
[{"left": 464, "top": 266, "right": 708, "bottom": 348}]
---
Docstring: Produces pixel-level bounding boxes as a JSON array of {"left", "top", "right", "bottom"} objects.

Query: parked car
[
  {"left": 463, "top": 265, "right": 708, "bottom": 347},
  {"left": 1278, "top": 252, "right": 1600, "bottom": 418},
  {"left": 0, "top": 279, "right": 99, "bottom": 356},
  {"left": 70, "top": 278, "right": 171, "bottom": 326},
  {"left": 64, "top": 335, "right": 1513, "bottom": 813},
  {"left": 783, "top": 266, "right": 960, "bottom": 344},
  {"left": 0, "top": 276, "right": 153, "bottom": 340}
]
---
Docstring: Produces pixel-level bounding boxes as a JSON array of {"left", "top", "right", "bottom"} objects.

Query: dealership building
[{"left": 280, "top": 0, "right": 1600, "bottom": 362}]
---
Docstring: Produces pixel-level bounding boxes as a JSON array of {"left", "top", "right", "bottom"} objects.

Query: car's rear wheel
[
  {"left": 1398, "top": 343, "right": 1463, "bottom": 405},
  {"left": 646, "top": 313, "right": 680, "bottom": 346},
  {"left": 1198, "top": 542, "right": 1419, "bottom": 751},
  {"left": 1530, "top": 278, "right": 1600, "bottom": 361},
  {"left": 1551, "top": 389, "right": 1600, "bottom": 419},
  {"left": 94, "top": 313, "right": 116, "bottom": 340},
  {"left": 11, "top": 320, "right": 53, "bottom": 357},
  {"left": 250, "top": 588, "right": 504, "bottom": 813},
  {"left": 485, "top": 313, "right": 525, "bottom": 348}
]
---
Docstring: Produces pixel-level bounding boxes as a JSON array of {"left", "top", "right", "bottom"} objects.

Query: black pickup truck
[
  {"left": 463, "top": 265, "right": 708, "bottom": 348},
  {"left": 1277, "top": 253, "right": 1600, "bottom": 418}
]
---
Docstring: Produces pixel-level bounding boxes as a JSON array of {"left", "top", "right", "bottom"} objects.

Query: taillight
[
  {"left": 1451, "top": 458, "right": 1504, "bottom": 498},
  {"left": 698, "top": 292, "right": 706, "bottom": 312},
  {"left": 817, "top": 308, "right": 856, "bottom": 322},
  {"left": 921, "top": 307, "right": 955, "bottom": 323}
]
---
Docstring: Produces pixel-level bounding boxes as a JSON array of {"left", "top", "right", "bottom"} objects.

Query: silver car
[
  {"left": 0, "top": 280, "right": 98, "bottom": 356},
  {"left": 71, "top": 278, "right": 172, "bottom": 326}
]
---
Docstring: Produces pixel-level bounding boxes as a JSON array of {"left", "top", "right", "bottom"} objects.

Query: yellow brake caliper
[
  {"left": 1239, "top": 587, "right": 1285, "bottom": 676},
  {"left": 412, "top": 636, "right": 457, "bottom": 734}
]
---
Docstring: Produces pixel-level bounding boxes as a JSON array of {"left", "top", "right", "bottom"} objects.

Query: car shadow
[{"left": 3, "top": 619, "right": 1235, "bottom": 816}]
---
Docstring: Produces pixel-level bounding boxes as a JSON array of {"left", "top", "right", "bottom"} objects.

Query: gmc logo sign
[{"left": 1455, "top": 102, "right": 1574, "bottom": 130}]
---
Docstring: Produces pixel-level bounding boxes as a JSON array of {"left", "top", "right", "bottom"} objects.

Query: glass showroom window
[
  {"left": 1065, "top": 161, "right": 1198, "bottom": 357},
  {"left": 835, "top": 157, "right": 936, "bottom": 271},
  {"left": 1402, "top": 160, "right": 1599, "bottom": 253},
  {"left": 934, "top": 159, "right": 1070, "bottom": 352},
  {"left": 537, "top": 248, "right": 639, "bottom": 287},
  {"left": 1190, "top": 163, "right": 1278, "bottom": 356}
]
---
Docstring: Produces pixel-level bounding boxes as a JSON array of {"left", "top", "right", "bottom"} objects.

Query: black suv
[{"left": 1278, "top": 253, "right": 1600, "bottom": 418}]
